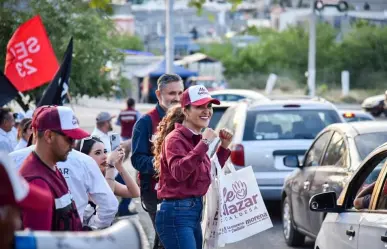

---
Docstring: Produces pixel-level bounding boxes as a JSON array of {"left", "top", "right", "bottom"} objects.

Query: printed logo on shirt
[{"left": 59, "top": 167, "right": 70, "bottom": 178}]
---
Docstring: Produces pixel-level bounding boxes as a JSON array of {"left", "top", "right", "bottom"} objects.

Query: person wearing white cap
[
  {"left": 19, "top": 105, "right": 90, "bottom": 231},
  {"left": 9, "top": 108, "right": 119, "bottom": 230},
  {"left": 0, "top": 152, "right": 53, "bottom": 249},
  {"left": 152, "top": 85, "right": 233, "bottom": 249}
]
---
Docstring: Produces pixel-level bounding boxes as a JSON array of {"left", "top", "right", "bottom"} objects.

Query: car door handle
[
  {"left": 303, "top": 181, "right": 310, "bottom": 190},
  {"left": 346, "top": 230, "right": 355, "bottom": 237},
  {"left": 381, "top": 235, "right": 387, "bottom": 242}
]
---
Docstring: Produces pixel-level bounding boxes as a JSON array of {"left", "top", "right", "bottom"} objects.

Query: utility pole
[
  {"left": 165, "top": 0, "right": 174, "bottom": 73},
  {"left": 307, "top": 0, "right": 316, "bottom": 97}
]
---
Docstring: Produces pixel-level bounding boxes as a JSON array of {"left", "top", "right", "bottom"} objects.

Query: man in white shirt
[
  {"left": 9, "top": 145, "right": 119, "bottom": 229},
  {"left": 0, "top": 108, "right": 16, "bottom": 153},
  {"left": 92, "top": 112, "right": 115, "bottom": 153}
]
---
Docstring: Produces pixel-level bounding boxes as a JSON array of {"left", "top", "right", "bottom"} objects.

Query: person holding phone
[
  {"left": 76, "top": 136, "right": 140, "bottom": 224},
  {"left": 153, "top": 85, "right": 233, "bottom": 249}
]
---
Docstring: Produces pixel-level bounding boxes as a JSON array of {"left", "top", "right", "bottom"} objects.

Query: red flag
[{"left": 4, "top": 15, "right": 59, "bottom": 92}]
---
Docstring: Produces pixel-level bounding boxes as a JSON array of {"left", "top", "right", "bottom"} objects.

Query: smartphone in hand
[{"left": 109, "top": 132, "right": 121, "bottom": 151}]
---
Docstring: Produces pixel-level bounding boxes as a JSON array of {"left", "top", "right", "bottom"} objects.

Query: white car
[
  {"left": 311, "top": 141, "right": 387, "bottom": 249},
  {"left": 215, "top": 98, "right": 344, "bottom": 200}
]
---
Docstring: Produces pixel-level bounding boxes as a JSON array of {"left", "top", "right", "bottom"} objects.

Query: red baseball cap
[
  {"left": 32, "top": 106, "right": 89, "bottom": 140},
  {"left": 181, "top": 85, "right": 220, "bottom": 107},
  {"left": 0, "top": 152, "right": 53, "bottom": 210}
]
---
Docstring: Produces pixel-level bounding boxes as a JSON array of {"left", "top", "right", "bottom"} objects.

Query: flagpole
[{"left": 67, "top": 92, "right": 75, "bottom": 111}]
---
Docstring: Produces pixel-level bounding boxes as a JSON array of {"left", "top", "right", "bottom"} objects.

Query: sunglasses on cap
[{"left": 79, "top": 136, "right": 101, "bottom": 152}]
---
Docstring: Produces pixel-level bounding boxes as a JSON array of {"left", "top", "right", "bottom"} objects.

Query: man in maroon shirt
[
  {"left": 0, "top": 152, "right": 52, "bottom": 249},
  {"left": 19, "top": 106, "right": 89, "bottom": 231}
]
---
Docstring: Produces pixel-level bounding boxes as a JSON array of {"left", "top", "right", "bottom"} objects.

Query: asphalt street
[{"left": 72, "top": 98, "right": 384, "bottom": 249}]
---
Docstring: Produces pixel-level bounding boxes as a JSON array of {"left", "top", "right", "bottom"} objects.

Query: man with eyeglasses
[
  {"left": 10, "top": 109, "right": 119, "bottom": 230},
  {"left": 18, "top": 105, "right": 89, "bottom": 231}
]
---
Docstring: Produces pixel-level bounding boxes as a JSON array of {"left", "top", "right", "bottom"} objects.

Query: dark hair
[
  {"left": 127, "top": 98, "right": 135, "bottom": 108},
  {"left": 0, "top": 107, "right": 12, "bottom": 125},
  {"left": 157, "top": 74, "right": 183, "bottom": 90},
  {"left": 27, "top": 134, "right": 33, "bottom": 147},
  {"left": 17, "top": 118, "right": 32, "bottom": 140},
  {"left": 75, "top": 136, "right": 104, "bottom": 155}
]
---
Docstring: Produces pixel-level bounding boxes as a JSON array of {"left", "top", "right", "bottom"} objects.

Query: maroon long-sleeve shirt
[{"left": 157, "top": 123, "right": 231, "bottom": 199}]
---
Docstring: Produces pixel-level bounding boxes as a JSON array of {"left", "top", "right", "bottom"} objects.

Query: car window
[
  {"left": 355, "top": 132, "right": 387, "bottom": 160},
  {"left": 209, "top": 107, "right": 228, "bottom": 129},
  {"left": 212, "top": 94, "right": 226, "bottom": 101},
  {"left": 344, "top": 117, "right": 374, "bottom": 122},
  {"left": 347, "top": 153, "right": 387, "bottom": 210},
  {"left": 243, "top": 109, "right": 341, "bottom": 141},
  {"left": 212, "top": 94, "right": 245, "bottom": 102},
  {"left": 374, "top": 161, "right": 387, "bottom": 210},
  {"left": 321, "top": 132, "right": 348, "bottom": 167},
  {"left": 304, "top": 131, "right": 333, "bottom": 167},
  {"left": 225, "top": 95, "right": 245, "bottom": 101}
]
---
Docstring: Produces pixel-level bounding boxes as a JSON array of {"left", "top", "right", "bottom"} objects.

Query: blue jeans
[{"left": 156, "top": 197, "right": 203, "bottom": 249}]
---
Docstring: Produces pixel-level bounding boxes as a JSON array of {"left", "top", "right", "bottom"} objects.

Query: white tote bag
[
  {"left": 213, "top": 158, "right": 273, "bottom": 244},
  {"left": 202, "top": 144, "right": 224, "bottom": 249}
]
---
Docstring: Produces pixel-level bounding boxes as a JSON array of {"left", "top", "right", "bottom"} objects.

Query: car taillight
[
  {"left": 343, "top": 112, "right": 355, "bottom": 118},
  {"left": 231, "top": 144, "right": 245, "bottom": 166}
]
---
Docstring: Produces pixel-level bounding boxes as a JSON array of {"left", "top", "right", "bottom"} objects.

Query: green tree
[
  {"left": 112, "top": 34, "right": 144, "bottom": 51},
  {"left": 338, "top": 23, "right": 387, "bottom": 89}
]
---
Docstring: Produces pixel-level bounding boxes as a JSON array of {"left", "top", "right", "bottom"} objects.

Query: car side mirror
[
  {"left": 309, "top": 191, "right": 340, "bottom": 213},
  {"left": 283, "top": 155, "right": 300, "bottom": 168}
]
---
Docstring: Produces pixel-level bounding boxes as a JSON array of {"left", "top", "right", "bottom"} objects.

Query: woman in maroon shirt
[{"left": 153, "top": 85, "right": 233, "bottom": 249}]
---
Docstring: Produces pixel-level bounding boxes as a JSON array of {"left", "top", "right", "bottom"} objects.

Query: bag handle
[
  {"left": 211, "top": 154, "right": 238, "bottom": 179},
  {"left": 225, "top": 160, "right": 237, "bottom": 173},
  {"left": 211, "top": 154, "right": 224, "bottom": 178}
]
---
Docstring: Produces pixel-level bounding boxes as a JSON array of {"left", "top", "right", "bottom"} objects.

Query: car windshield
[
  {"left": 243, "top": 109, "right": 342, "bottom": 141},
  {"left": 355, "top": 132, "right": 387, "bottom": 160},
  {"left": 209, "top": 107, "right": 228, "bottom": 129}
]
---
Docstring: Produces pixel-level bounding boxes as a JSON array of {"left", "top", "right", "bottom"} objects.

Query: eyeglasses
[{"left": 51, "top": 130, "right": 74, "bottom": 144}]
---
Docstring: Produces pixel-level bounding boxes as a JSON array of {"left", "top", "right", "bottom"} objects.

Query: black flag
[
  {"left": 38, "top": 37, "right": 73, "bottom": 107},
  {"left": 0, "top": 70, "right": 19, "bottom": 107}
]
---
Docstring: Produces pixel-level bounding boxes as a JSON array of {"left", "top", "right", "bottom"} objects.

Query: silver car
[
  {"left": 215, "top": 99, "right": 344, "bottom": 200},
  {"left": 281, "top": 121, "right": 387, "bottom": 246},
  {"left": 310, "top": 138, "right": 387, "bottom": 249}
]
